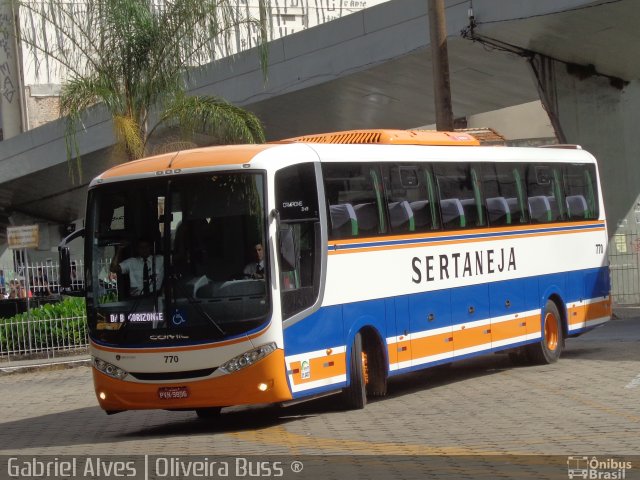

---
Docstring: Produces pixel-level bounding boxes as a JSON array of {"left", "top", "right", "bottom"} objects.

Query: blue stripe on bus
[{"left": 327, "top": 222, "right": 605, "bottom": 252}]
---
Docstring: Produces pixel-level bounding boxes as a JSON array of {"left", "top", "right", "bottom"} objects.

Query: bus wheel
[
  {"left": 342, "top": 332, "right": 367, "bottom": 410},
  {"left": 195, "top": 407, "right": 222, "bottom": 419},
  {"left": 366, "top": 342, "right": 388, "bottom": 398},
  {"left": 527, "top": 300, "right": 564, "bottom": 364}
]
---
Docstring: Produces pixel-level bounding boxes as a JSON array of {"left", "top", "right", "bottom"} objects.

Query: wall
[
  {"left": 25, "top": 85, "right": 61, "bottom": 129},
  {"left": 467, "top": 101, "right": 555, "bottom": 141},
  {"left": 546, "top": 59, "right": 640, "bottom": 303}
]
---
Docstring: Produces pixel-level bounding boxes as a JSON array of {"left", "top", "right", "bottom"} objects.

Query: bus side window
[
  {"left": 481, "top": 163, "right": 528, "bottom": 226},
  {"left": 563, "top": 164, "right": 599, "bottom": 220},
  {"left": 382, "top": 163, "right": 442, "bottom": 233},
  {"left": 526, "top": 165, "right": 566, "bottom": 223},
  {"left": 434, "top": 163, "right": 485, "bottom": 229},
  {"left": 382, "top": 165, "right": 416, "bottom": 233},
  {"left": 322, "top": 163, "right": 386, "bottom": 239}
]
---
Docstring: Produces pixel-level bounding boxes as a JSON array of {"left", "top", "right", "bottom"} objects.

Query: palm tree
[{"left": 14, "top": 0, "right": 270, "bottom": 180}]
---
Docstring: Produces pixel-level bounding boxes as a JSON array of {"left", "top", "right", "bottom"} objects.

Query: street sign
[{"left": 6, "top": 225, "right": 39, "bottom": 249}]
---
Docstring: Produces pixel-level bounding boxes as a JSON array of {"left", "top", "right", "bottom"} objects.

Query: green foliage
[
  {"left": 15, "top": 0, "right": 271, "bottom": 180},
  {"left": 156, "top": 94, "right": 266, "bottom": 145},
  {"left": 0, "top": 297, "right": 88, "bottom": 353},
  {"left": 99, "top": 291, "right": 118, "bottom": 304}
]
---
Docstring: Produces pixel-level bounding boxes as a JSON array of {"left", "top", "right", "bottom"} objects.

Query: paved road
[{"left": 0, "top": 318, "right": 638, "bottom": 478}]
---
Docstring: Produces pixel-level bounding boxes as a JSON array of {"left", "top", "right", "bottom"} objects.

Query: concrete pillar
[
  {"left": 0, "top": 0, "right": 22, "bottom": 139},
  {"left": 535, "top": 56, "right": 640, "bottom": 303}
]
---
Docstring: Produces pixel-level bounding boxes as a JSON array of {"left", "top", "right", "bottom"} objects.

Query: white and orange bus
[{"left": 59, "top": 129, "right": 611, "bottom": 416}]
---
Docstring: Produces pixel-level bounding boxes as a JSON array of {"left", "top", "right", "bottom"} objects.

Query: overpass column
[
  {"left": 532, "top": 55, "right": 640, "bottom": 304},
  {"left": 0, "top": 0, "right": 23, "bottom": 140}
]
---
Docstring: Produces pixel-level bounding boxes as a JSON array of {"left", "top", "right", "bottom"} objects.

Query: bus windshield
[{"left": 86, "top": 172, "right": 269, "bottom": 345}]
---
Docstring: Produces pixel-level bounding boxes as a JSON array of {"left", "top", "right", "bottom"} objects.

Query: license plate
[{"left": 158, "top": 386, "right": 189, "bottom": 400}]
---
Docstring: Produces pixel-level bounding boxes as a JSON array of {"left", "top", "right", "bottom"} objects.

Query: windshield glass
[{"left": 86, "top": 172, "right": 269, "bottom": 345}]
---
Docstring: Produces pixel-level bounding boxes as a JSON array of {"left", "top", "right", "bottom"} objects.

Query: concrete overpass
[{"left": 0, "top": 0, "right": 638, "bottom": 254}]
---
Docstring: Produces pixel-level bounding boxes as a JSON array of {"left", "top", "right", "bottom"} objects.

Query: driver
[
  {"left": 110, "top": 238, "right": 164, "bottom": 296},
  {"left": 243, "top": 243, "right": 265, "bottom": 279}
]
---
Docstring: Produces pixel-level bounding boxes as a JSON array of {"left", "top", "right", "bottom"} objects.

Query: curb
[
  {"left": 0, "top": 357, "right": 91, "bottom": 376},
  {"left": 612, "top": 307, "right": 640, "bottom": 320}
]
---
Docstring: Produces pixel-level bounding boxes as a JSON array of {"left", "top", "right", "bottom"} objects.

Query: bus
[{"left": 59, "top": 129, "right": 611, "bottom": 416}]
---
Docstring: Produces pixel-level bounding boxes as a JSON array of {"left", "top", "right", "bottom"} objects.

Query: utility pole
[{"left": 428, "top": 0, "right": 454, "bottom": 131}]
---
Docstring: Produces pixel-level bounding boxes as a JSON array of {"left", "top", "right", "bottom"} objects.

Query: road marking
[
  {"left": 625, "top": 374, "right": 640, "bottom": 389},
  {"left": 227, "top": 425, "right": 630, "bottom": 456},
  {"left": 229, "top": 425, "right": 511, "bottom": 455}
]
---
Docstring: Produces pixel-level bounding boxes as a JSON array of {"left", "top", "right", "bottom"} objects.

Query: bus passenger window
[
  {"left": 382, "top": 165, "right": 424, "bottom": 233},
  {"left": 323, "top": 163, "right": 386, "bottom": 239},
  {"left": 434, "top": 163, "right": 485, "bottom": 229},
  {"left": 526, "top": 165, "right": 566, "bottom": 223},
  {"left": 480, "top": 163, "right": 528, "bottom": 226},
  {"left": 563, "top": 164, "right": 599, "bottom": 220}
]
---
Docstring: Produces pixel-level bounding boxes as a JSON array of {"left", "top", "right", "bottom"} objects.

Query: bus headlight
[
  {"left": 93, "top": 356, "right": 128, "bottom": 380},
  {"left": 219, "top": 343, "right": 277, "bottom": 374}
]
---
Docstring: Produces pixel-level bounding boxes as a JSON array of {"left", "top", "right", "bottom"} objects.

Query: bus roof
[
  {"left": 278, "top": 129, "right": 480, "bottom": 146},
  {"left": 92, "top": 129, "right": 592, "bottom": 185},
  {"left": 95, "top": 144, "right": 276, "bottom": 181}
]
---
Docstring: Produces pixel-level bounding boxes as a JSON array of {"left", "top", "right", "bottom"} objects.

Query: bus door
[{"left": 276, "top": 163, "right": 329, "bottom": 393}]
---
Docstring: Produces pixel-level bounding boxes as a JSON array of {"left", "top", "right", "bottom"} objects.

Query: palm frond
[
  {"left": 153, "top": 95, "right": 266, "bottom": 146},
  {"left": 60, "top": 75, "right": 124, "bottom": 181}
]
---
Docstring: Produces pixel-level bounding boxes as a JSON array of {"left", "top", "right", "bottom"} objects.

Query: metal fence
[
  {"left": 0, "top": 257, "right": 88, "bottom": 363},
  {"left": 0, "top": 311, "right": 88, "bottom": 363},
  {"left": 0, "top": 258, "right": 85, "bottom": 298},
  {"left": 609, "top": 232, "right": 640, "bottom": 305}
]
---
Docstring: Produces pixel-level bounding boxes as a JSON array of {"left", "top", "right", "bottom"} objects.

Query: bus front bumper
[{"left": 93, "top": 349, "right": 292, "bottom": 412}]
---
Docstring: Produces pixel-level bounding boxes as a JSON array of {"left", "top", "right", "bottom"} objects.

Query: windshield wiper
[{"left": 181, "top": 294, "right": 226, "bottom": 337}]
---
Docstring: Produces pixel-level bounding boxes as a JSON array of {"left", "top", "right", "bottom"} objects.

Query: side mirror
[
  {"left": 58, "top": 228, "right": 84, "bottom": 292},
  {"left": 59, "top": 247, "right": 72, "bottom": 288}
]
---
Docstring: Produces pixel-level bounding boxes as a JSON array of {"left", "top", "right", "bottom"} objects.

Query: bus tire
[
  {"left": 195, "top": 407, "right": 222, "bottom": 419},
  {"left": 342, "top": 332, "right": 367, "bottom": 410},
  {"left": 366, "top": 339, "right": 387, "bottom": 397},
  {"left": 526, "top": 300, "right": 564, "bottom": 364}
]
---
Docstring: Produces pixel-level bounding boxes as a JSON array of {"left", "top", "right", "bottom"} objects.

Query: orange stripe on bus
[
  {"left": 288, "top": 352, "right": 346, "bottom": 385},
  {"left": 491, "top": 315, "right": 535, "bottom": 343},
  {"left": 387, "top": 338, "right": 412, "bottom": 366},
  {"left": 410, "top": 332, "right": 454, "bottom": 359},
  {"left": 568, "top": 298, "right": 611, "bottom": 325},
  {"left": 452, "top": 325, "right": 492, "bottom": 350}
]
